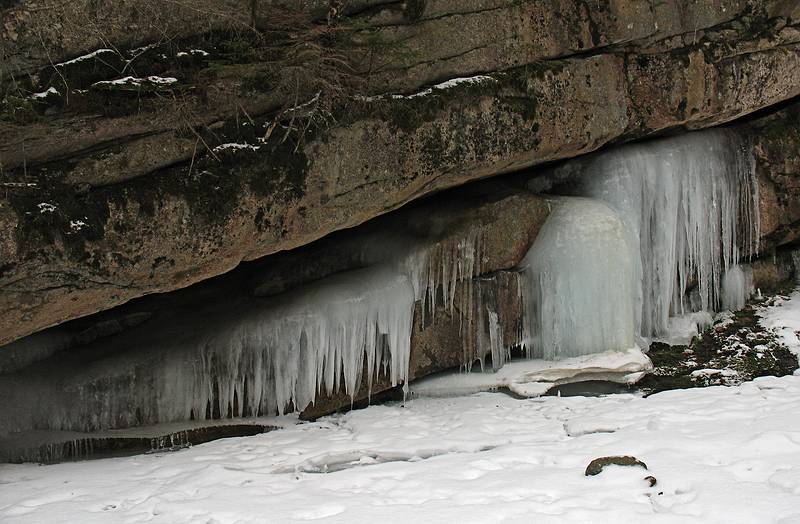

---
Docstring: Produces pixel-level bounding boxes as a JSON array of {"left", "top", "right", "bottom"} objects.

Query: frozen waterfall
[
  {"left": 148, "top": 234, "right": 491, "bottom": 420},
  {"left": 514, "top": 128, "right": 759, "bottom": 359},
  {"left": 722, "top": 265, "right": 753, "bottom": 312},
  {"left": 520, "top": 198, "right": 637, "bottom": 359},
  {"left": 187, "top": 265, "right": 417, "bottom": 418},
  {"left": 113, "top": 128, "right": 759, "bottom": 421},
  {"left": 573, "top": 129, "right": 759, "bottom": 338}
]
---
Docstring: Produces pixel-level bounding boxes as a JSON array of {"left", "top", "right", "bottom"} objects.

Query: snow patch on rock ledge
[
  {"left": 358, "top": 74, "right": 496, "bottom": 102},
  {"left": 91, "top": 76, "right": 178, "bottom": 88},
  {"left": 409, "top": 348, "right": 652, "bottom": 398},
  {"left": 29, "top": 87, "right": 59, "bottom": 99},
  {"left": 212, "top": 143, "right": 261, "bottom": 153},
  {"left": 54, "top": 48, "right": 116, "bottom": 67}
]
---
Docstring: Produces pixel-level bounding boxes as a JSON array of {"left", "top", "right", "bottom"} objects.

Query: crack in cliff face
[
  {"left": 1, "top": 272, "right": 138, "bottom": 293},
  {"left": 408, "top": 3, "right": 514, "bottom": 24}
]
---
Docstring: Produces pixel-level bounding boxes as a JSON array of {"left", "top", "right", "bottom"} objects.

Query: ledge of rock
[{"left": 1, "top": 1, "right": 800, "bottom": 347}]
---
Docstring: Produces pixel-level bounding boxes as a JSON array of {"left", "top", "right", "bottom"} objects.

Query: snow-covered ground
[
  {"left": 2, "top": 294, "right": 800, "bottom": 523},
  {"left": 410, "top": 347, "right": 651, "bottom": 397},
  {"left": 760, "top": 288, "right": 800, "bottom": 366},
  {"left": 1, "top": 376, "right": 799, "bottom": 523}
]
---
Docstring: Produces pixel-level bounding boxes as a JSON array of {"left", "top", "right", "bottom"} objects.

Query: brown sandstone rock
[
  {"left": 1, "top": 1, "right": 799, "bottom": 348},
  {"left": 743, "top": 102, "right": 800, "bottom": 249}
]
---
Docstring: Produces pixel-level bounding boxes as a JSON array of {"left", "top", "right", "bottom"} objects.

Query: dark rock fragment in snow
[{"left": 585, "top": 455, "right": 648, "bottom": 476}]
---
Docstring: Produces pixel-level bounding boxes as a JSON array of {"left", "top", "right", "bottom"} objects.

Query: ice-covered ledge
[{"left": 408, "top": 348, "right": 653, "bottom": 398}]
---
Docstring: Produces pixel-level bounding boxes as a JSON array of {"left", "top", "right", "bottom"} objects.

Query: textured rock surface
[
  {"left": 1, "top": 1, "right": 800, "bottom": 347},
  {"left": 746, "top": 102, "right": 800, "bottom": 250}
]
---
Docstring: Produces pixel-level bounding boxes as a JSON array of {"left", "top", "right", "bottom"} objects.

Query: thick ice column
[{"left": 520, "top": 198, "right": 637, "bottom": 360}]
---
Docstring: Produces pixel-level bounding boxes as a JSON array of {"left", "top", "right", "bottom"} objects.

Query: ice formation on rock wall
[
  {"left": 409, "top": 230, "right": 514, "bottom": 370},
  {"left": 0, "top": 229, "right": 505, "bottom": 437},
  {"left": 135, "top": 234, "right": 492, "bottom": 424},
  {"left": 722, "top": 265, "right": 753, "bottom": 311},
  {"left": 519, "top": 198, "right": 637, "bottom": 359},
  {"left": 191, "top": 266, "right": 418, "bottom": 418},
  {"left": 173, "top": 230, "right": 504, "bottom": 419},
  {"left": 575, "top": 129, "right": 759, "bottom": 338},
  {"left": 0, "top": 128, "right": 762, "bottom": 440}
]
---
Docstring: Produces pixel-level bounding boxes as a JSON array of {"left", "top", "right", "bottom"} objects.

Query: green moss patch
[
  {"left": 4, "top": 167, "right": 111, "bottom": 264},
  {"left": 638, "top": 283, "right": 799, "bottom": 395}
]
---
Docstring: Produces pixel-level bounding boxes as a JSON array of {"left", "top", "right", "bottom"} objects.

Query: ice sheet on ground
[
  {"left": 408, "top": 348, "right": 652, "bottom": 398},
  {"left": 0, "top": 415, "right": 298, "bottom": 456}
]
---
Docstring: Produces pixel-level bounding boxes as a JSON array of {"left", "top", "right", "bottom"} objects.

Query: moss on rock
[{"left": 638, "top": 282, "right": 799, "bottom": 395}]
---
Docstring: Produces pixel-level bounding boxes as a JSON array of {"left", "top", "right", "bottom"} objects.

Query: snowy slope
[
  {"left": 3, "top": 290, "right": 800, "bottom": 523},
  {"left": 1, "top": 374, "right": 799, "bottom": 523}
]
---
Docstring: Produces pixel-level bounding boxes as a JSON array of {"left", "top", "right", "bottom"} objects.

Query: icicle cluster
[
  {"left": 576, "top": 129, "right": 759, "bottom": 338},
  {"left": 166, "top": 266, "right": 417, "bottom": 418},
  {"left": 413, "top": 231, "right": 484, "bottom": 321},
  {"left": 519, "top": 198, "right": 637, "bottom": 359},
  {"left": 173, "top": 232, "right": 498, "bottom": 418},
  {"left": 410, "top": 230, "right": 511, "bottom": 369},
  {"left": 146, "top": 232, "right": 491, "bottom": 422},
  {"left": 0, "top": 230, "right": 502, "bottom": 436}
]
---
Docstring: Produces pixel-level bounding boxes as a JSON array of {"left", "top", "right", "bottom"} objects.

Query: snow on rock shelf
[
  {"left": 1, "top": 375, "right": 800, "bottom": 523},
  {"left": 409, "top": 348, "right": 652, "bottom": 398}
]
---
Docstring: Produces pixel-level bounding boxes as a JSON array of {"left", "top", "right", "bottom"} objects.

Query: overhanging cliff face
[
  {"left": 0, "top": 185, "right": 547, "bottom": 442},
  {"left": 1, "top": 107, "right": 797, "bottom": 452},
  {"left": 1, "top": 0, "right": 800, "bottom": 345}
]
